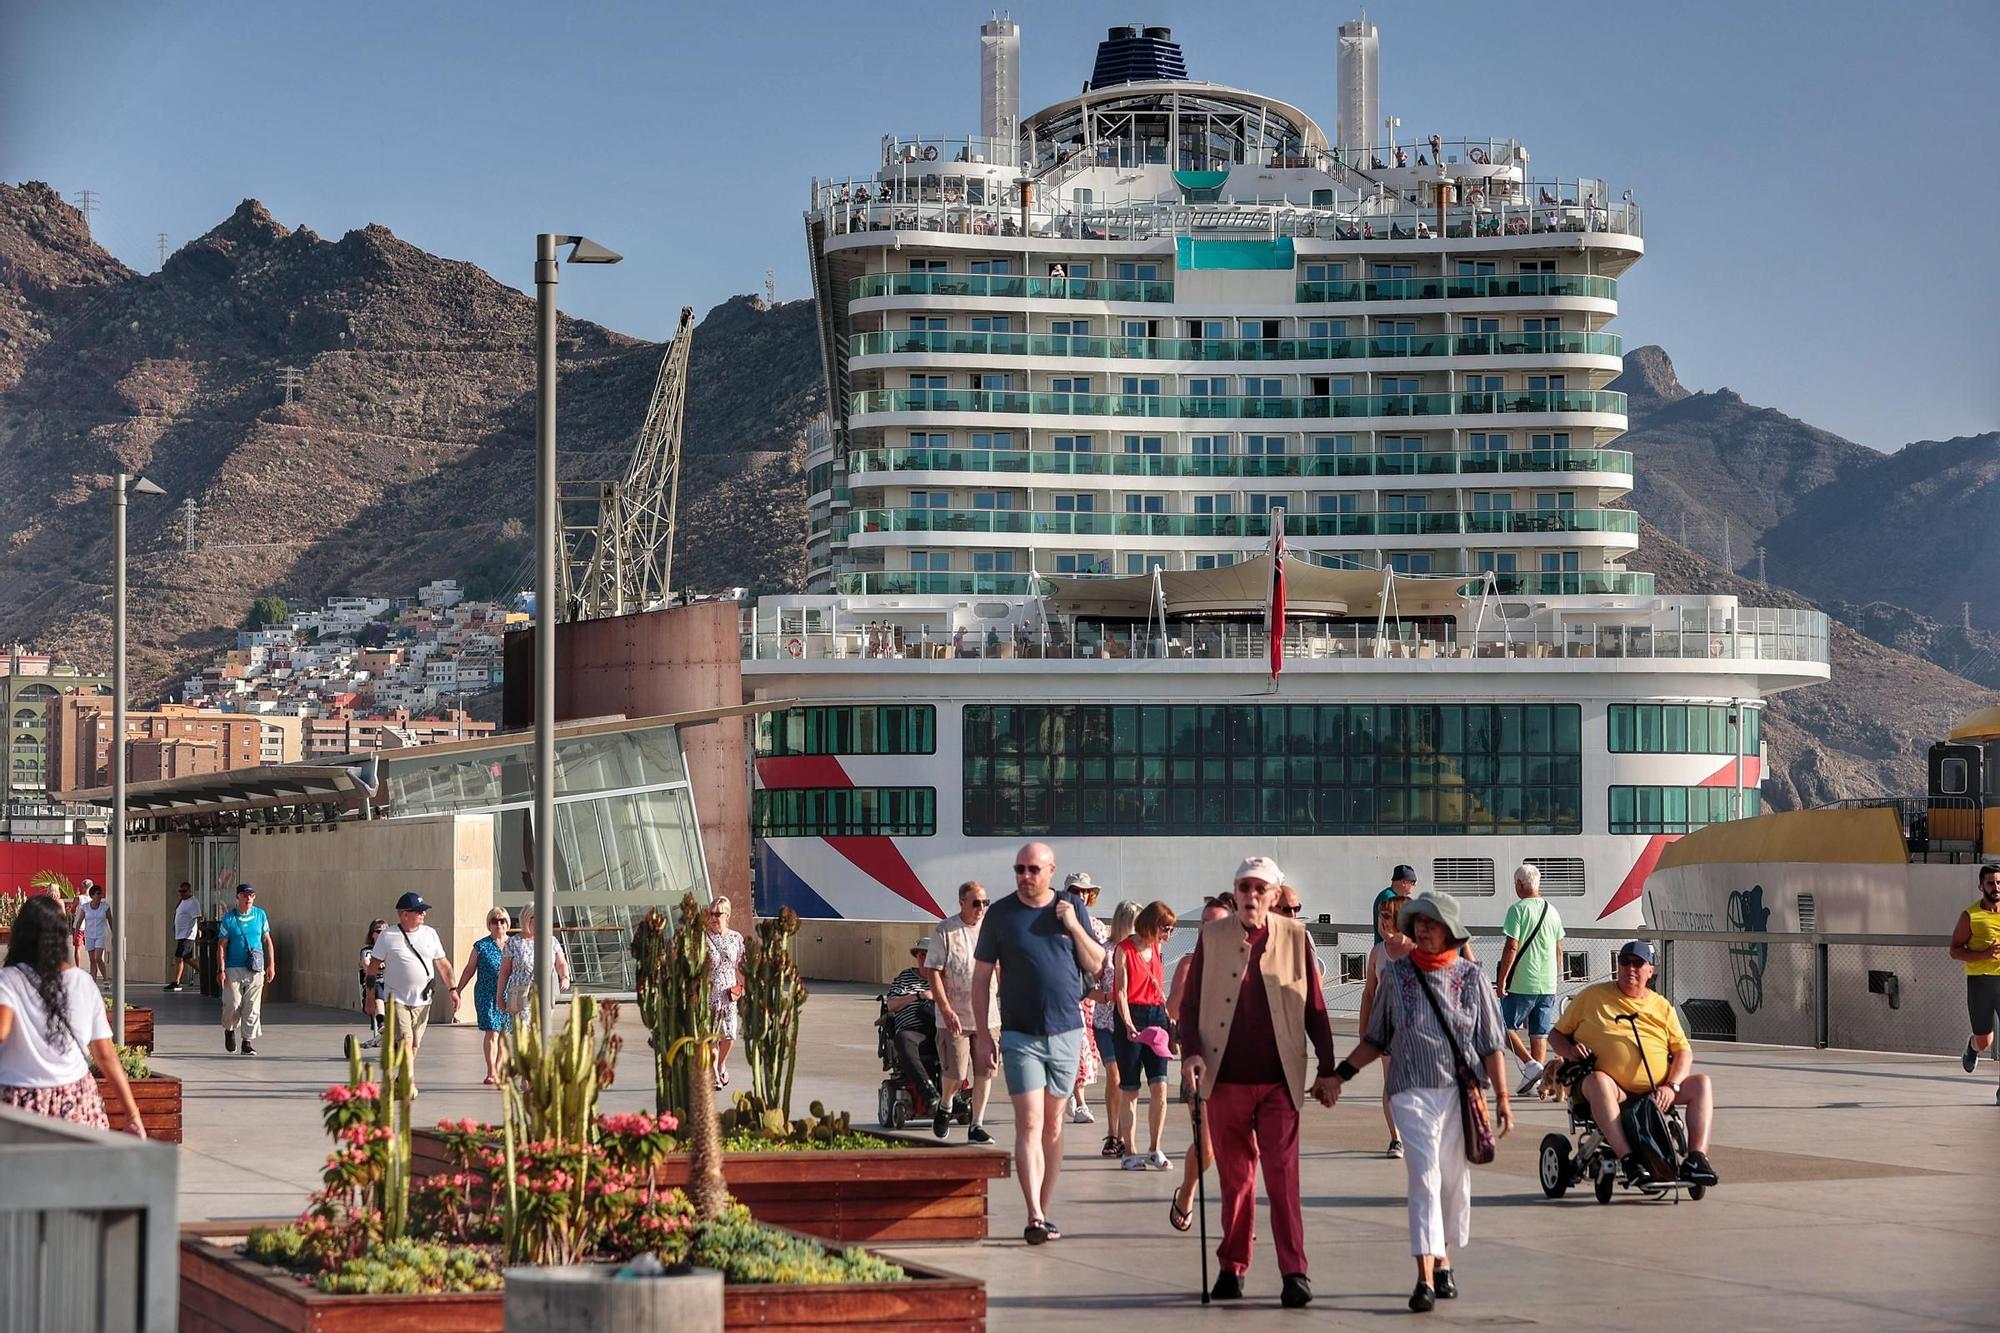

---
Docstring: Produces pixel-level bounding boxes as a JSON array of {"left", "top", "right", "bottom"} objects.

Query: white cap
[{"left": 1234, "top": 856, "right": 1283, "bottom": 887}]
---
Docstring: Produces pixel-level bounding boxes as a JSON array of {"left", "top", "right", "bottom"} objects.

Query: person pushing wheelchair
[{"left": 1548, "top": 940, "right": 1719, "bottom": 1189}]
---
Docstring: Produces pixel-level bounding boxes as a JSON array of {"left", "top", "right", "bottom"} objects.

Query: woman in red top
[{"left": 1113, "top": 900, "right": 1178, "bottom": 1169}]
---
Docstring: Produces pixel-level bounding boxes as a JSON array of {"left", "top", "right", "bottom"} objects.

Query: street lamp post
[
  {"left": 533, "top": 233, "right": 620, "bottom": 1035},
  {"left": 112, "top": 472, "right": 166, "bottom": 1045}
]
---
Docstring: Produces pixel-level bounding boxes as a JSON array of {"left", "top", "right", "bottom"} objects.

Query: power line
[
  {"left": 72, "top": 189, "right": 100, "bottom": 233},
  {"left": 157, "top": 233, "right": 170, "bottom": 268},
  {"left": 181, "top": 498, "right": 199, "bottom": 554},
  {"left": 276, "top": 366, "right": 306, "bottom": 405}
]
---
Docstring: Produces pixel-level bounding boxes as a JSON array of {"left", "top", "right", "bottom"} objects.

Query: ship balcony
[
  {"left": 1296, "top": 273, "right": 1616, "bottom": 304},
  {"left": 747, "top": 603, "right": 1829, "bottom": 669},
  {"left": 836, "top": 505, "right": 1640, "bottom": 544},
  {"left": 848, "top": 387, "right": 1627, "bottom": 430},
  {"left": 851, "top": 272, "right": 1176, "bottom": 303},
  {"left": 845, "top": 446, "right": 1633, "bottom": 487},
  {"left": 847, "top": 329, "right": 1624, "bottom": 370}
]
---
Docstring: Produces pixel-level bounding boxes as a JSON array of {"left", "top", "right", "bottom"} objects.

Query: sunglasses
[
  {"left": 1233, "top": 880, "right": 1270, "bottom": 894},
  {"left": 1273, "top": 904, "right": 1300, "bottom": 917},
  {"left": 969, "top": 898, "right": 990, "bottom": 907},
  {"left": 1013, "top": 865, "right": 1048, "bottom": 875},
  {"left": 1617, "top": 955, "right": 1649, "bottom": 967}
]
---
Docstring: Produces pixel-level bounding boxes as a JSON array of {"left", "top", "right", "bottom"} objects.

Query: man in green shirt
[{"left": 1496, "top": 863, "right": 1564, "bottom": 1095}]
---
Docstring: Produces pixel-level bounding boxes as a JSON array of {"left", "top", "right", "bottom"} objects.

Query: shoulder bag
[
  {"left": 396, "top": 924, "right": 436, "bottom": 1004},
  {"left": 1413, "top": 965, "right": 1497, "bottom": 1165},
  {"left": 1499, "top": 901, "right": 1552, "bottom": 994}
]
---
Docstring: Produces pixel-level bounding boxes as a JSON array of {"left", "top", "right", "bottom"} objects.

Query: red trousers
[{"left": 1204, "top": 1080, "right": 1306, "bottom": 1277}]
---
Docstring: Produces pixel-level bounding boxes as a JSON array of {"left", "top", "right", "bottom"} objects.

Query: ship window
[
  {"left": 1607, "top": 785, "right": 1760, "bottom": 834},
  {"left": 754, "top": 705, "right": 937, "bottom": 757},
  {"left": 1608, "top": 704, "right": 1760, "bottom": 755},
  {"left": 1938, "top": 757, "right": 1969, "bottom": 795},
  {"left": 962, "top": 703, "right": 1582, "bottom": 838},
  {"left": 752, "top": 786, "right": 936, "bottom": 838}
]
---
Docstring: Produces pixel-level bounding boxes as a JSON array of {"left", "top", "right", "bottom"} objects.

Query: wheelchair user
[
  {"left": 886, "top": 939, "right": 946, "bottom": 1108},
  {"left": 1548, "top": 940, "right": 1719, "bottom": 1188}
]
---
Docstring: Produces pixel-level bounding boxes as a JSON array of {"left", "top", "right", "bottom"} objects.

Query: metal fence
[
  {"left": 0, "top": 1105, "right": 179, "bottom": 1333},
  {"left": 1305, "top": 923, "right": 1972, "bottom": 1057}
]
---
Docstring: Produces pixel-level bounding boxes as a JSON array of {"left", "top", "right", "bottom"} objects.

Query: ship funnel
[
  {"left": 980, "top": 15, "right": 1021, "bottom": 165},
  {"left": 1336, "top": 17, "right": 1379, "bottom": 164}
]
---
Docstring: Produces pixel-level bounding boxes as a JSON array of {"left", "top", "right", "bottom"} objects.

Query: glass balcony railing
[
  {"left": 833, "top": 571, "right": 1044, "bottom": 596},
  {"left": 850, "top": 272, "right": 1175, "bottom": 303},
  {"left": 839, "top": 507, "right": 1639, "bottom": 540},
  {"left": 1296, "top": 273, "right": 1618, "bottom": 303},
  {"left": 846, "top": 447, "right": 1634, "bottom": 480},
  {"left": 852, "top": 388, "right": 1627, "bottom": 421},
  {"left": 821, "top": 568, "right": 1661, "bottom": 603},
  {"left": 847, "top": 329, "right": 1625, "bottom": 363}
]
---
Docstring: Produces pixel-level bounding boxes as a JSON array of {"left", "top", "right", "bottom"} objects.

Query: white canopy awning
[{"left": 1042, "top": 555, "right": 1475, "bottom": 620}]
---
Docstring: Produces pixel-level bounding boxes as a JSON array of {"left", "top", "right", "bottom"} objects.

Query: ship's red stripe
[
  {"left": 752, "top": 756, "right": 943, "bottom": 917},
  {"left": 754, "top": 756, "right": 853, "bottom": 789},
  {"left": 1601, "top": 755, "right": 1761, "bottom": 920}
]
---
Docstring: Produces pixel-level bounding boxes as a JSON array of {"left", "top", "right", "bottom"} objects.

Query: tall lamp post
[
  {"left": 533, "top": 233, "right": 620, "bottom": 1035},
  {"left": 112, "top": 473, "right": 166, "bottom": 1044}
]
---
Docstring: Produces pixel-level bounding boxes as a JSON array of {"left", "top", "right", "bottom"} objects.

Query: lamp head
[
  {"left": 130, "top": 477, "right": 166, "bottom": 496},
  {"left": 557, "top": 236, "right": 622, "bottom": 265}
]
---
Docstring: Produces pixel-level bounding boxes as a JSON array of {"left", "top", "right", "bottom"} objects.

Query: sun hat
[
  {"left": 1234, "top": 856, "right": 1283, "bottom": 887},
  {"left": 1063, "top": 871, "right": 1099, "bottom": 893},
  {"left": 1397, "top": 890, "right": 1467, "bottom": 944},
  {"left": 912, "top": 936, "right": 934, "bottom": 957}
]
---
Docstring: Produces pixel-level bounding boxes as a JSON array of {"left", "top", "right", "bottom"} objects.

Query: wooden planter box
[
  {"left": 412, "top": 1127, "right": 1011, "bottom": 1243},
  {"left": 180, "top": 1221, "right": 985, "bottom": 1332},
  {"left": 120, "top": 1005, "right": 155, "bottom": 1053},
  {"left": 100, "top": 1072, "right": 181, "bottom": 1144}
]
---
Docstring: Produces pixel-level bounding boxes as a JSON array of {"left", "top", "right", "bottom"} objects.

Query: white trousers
[
  {"left": 1390, "top": 1085, "right": 1473, "bottom": 1258},
  {"left": 223, "top": 968, "right": 265, "bottom": 1040}
]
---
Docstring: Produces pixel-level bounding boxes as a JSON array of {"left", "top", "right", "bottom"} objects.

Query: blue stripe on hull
[{"left": 754, "top": 839, "right": 845, "bottom": 919}]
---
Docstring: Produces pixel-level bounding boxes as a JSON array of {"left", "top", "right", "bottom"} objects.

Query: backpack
[{"left": 1618, "top": 1092, "right": 1680, "bottom": 1184}]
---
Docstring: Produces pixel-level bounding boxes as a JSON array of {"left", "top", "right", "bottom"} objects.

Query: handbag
[{"left": 1413, "top": 966, "right": 1498, "bottom": 1165}]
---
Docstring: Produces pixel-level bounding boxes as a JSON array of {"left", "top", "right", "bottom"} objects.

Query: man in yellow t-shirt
[
  {"left": 1949, "top": 865, "right": 2000, "bottom": 1093},
  {"left": 1550, "top": 940, "right": 1717, "bottom": 1188}
]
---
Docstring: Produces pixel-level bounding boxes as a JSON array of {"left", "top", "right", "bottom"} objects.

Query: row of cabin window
[{"left": 903, "top": 431, "right": 1578, "bottom": 454}]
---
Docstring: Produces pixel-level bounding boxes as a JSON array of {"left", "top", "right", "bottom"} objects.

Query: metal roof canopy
[{"left": 66, "top": 700, "right": 792, "bottom": 818}]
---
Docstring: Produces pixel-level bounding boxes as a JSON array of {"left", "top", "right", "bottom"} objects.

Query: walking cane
[{"left": 1188, "top": 1072, "right": 1210, "bottom": 1305}]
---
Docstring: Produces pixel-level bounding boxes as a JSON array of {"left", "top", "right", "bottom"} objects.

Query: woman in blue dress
[{"left": 451, "top": 908, "right": 513, "bottom": 1085}]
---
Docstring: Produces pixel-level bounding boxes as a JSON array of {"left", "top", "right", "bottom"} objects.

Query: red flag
[{"left": 1267, "top": 508, "right": 1287, "bottom": 679}]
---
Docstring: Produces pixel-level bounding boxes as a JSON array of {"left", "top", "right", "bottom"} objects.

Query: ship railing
[
  {"left": 1296, "top": 922, "right": 1968, "bottom": 1056},
  {"left": 811, "top": 181, "right": 1641, "bottom": 241},
  {"left": 1814, "top": 795, "right": 1984, "bottom": 861},
  {"left": 742, "top": 609, "right": 1829, "bottom": 666},
  {"left": 880, "top": 135, "right": 1020, "bottom": 169}
]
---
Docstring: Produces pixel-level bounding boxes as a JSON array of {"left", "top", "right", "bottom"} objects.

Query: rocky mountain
[
  {"left": 1635, "top": 523, "right": 1993, "bottom": 808},
  {"left": 0, "top": 185, "right": 818, "bottom": 698},
  {"left": 1757, "top": 431, "right": 1999, "bottom": 628},
  {"left": 1610, "top": 344, "right": 1876, "bottom": 572},
  {"left": 1824, "top": 599, "right": 2000, "bottom": 692}
]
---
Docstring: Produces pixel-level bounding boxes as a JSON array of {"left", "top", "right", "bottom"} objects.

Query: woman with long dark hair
[{"left": 0, "top": 894, "right": 145, "bottom": 1134}]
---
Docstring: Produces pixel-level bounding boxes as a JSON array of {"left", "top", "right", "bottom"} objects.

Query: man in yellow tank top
[{"left": 1949, "top": 865, "right": 2000, "bottom": 1098}]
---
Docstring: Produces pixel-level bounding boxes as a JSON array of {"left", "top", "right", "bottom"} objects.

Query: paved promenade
[{"left": 152, "top": 983, "right": 1995, "bottom": 1329}]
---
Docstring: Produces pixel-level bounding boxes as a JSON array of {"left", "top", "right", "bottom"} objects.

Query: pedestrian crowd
[{"left": 886, "top": 843, "right": 1731, "bottom": 1313}]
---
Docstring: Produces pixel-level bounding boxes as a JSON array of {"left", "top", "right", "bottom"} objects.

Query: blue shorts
[
  {"left": 1092, "top": 1026, "right": 1118, "bottom": 1062},
  {"left": 1113, "top": 1002, "right": 1171, "bottom": 1090},
  {"left": 1000, "top": 1028, "right": 1083, "bottom": 1099},
  {"left": 1500, "top": 991, "right": 1557, "bottom": 1036}
]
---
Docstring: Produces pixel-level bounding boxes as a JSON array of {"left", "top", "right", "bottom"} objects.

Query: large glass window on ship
[{"left": 961, "top": 703, "right": 1582, "bottom": 837}]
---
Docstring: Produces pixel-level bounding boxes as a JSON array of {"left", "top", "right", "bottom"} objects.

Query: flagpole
[{"left": 1266, "top": 506, "right": 1286, "bottom": 691}]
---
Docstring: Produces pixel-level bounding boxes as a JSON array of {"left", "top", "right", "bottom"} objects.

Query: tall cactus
[
  {"left": 632, "top": 894, "right": 726, "bottom": 1221},
  {"left": 497, "top": 994, "right": 621, "bottom": 1264},
  {"left": 339, "top": 1002, "right": 414, "bottom": 1239},
  {"left": 740, "top": 907, "right": 807, "bottom": 1118}
]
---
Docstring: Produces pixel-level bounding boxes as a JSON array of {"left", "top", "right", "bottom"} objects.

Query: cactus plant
[
  {"left": 329, "top": 1003, "right": 416, "bottom": 1240},
  {"left": 633, "top": 894, "right": 727, "bottom": 1222},
  {"left": 496, "top": 994, "right": 622, "bottom": 1265},
  {"left": 739, "top": 907, "right": 807, "bottom": 1118}
]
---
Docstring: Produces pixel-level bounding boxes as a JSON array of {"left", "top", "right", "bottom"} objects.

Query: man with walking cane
[{"left": 1179, "top": 857, "right": 1340, "bottom": 1308}]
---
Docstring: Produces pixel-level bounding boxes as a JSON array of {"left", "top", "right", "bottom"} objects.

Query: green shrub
[
  {"left": 313, "top": 1240, "right": 504, "bottom": 1295},
  {"left": 116, "top": 1044, "right": 150, "bottom": 1080},
  {"left": 670, "top": 1205, "right": 906, "bottom": 1285},
  {"left": 245, "top": 1225, "right": 305, "bottom": 1266}
]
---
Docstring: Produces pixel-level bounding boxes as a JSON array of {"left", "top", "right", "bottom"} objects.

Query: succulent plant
[{"left": 739, "top": 907, "right": 807, "bottom": 1118}]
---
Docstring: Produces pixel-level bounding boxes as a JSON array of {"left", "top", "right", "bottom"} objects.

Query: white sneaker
[
  {"left": 1120, "top": 1154, "right": 1150, "bottom": 1171},
  {"left": 1071, "top": 1103, "right": 1095, "bottom": 1124},
  {"left": 359, "top": 1034, "right": 381, "bottom": 1048},
  {"left": 1517, "top": 1060, "right": 1545, "bottom": 1095},
  {"left": 1148, "top": 1150, "right": 1172, "bottom": 1170}
]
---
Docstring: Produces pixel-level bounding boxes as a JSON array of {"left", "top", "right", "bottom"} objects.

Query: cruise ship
[{"left": 742, "top": 19, "right": 1829, "bottom": 926}]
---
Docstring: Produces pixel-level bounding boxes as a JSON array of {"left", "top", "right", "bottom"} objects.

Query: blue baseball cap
[
  {"left": 1617, "top": 940, "right": 1656, "bottom": 964},
  {"left": 395, "top": 892, "right": 433, "bottom": 913}
]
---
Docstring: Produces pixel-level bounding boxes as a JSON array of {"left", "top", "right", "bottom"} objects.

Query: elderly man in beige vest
[{"left": 1179, "top": 857, "right": 1339, "bottom": 1309}]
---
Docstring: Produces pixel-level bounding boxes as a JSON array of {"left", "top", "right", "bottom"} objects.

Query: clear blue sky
[{"left": 4, "top": 0, "right": 1994, "bottom": 450}]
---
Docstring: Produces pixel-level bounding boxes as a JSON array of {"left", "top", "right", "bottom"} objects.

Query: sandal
[
  {"left": 1100, "top": 1135, "right": 1123, "bottom": 1158},
  {"left": 1024, "top": 1221, "right": 1050, "bottom": 1246},
  {"left": 1168, "top": 1194, "right": 1193, "bottom": 1232}
]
